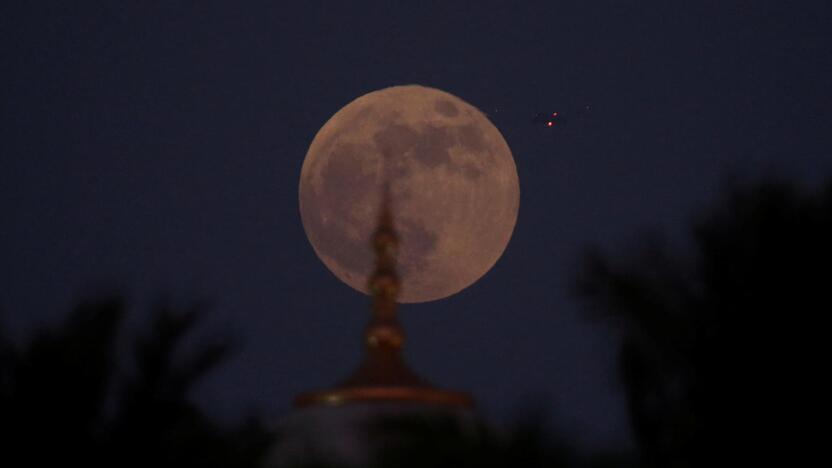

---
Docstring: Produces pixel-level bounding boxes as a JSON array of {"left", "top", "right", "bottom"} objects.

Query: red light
[
  {"left": 546, "top": 121, "right": 553, "bottom": 127},
  {"left": 552, "top": 112, "right": 559, "bottom": 117}
]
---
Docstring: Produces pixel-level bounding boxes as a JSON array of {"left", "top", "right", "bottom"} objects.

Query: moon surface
[{"left": 299, "top": 85, "right": 519, "bottom": 303}]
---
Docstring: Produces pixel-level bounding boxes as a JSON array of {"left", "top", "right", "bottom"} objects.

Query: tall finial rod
[
  {"left": 365, "top": 182, "right": 405, "bottom": 350},
  {"left": 294, "top": 180, "right": 474, "bottom": 407}
]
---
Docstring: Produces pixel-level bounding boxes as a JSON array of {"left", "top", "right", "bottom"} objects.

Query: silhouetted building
[{"left": 264, "top": 186, "right": 476, "bottom": 467}]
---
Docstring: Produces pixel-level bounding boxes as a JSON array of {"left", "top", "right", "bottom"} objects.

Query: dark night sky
[{"left": 2, "top": 1, "right": 831, "bottom": 451}]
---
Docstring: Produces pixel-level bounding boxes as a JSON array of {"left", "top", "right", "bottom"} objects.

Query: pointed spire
[
  {"left": 294, "top": 181, "right": 472, "bottom": 408},
  {"left": 365, "top": 183, "right": 405, "bottom": 350}
]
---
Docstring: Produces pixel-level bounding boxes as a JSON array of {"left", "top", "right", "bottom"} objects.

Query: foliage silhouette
[
  {"left": 574, "top": 178, "right": 832, "bottom": 467},
  {"left": 0, "top": 297, "right": 271, "bottom": 468}
]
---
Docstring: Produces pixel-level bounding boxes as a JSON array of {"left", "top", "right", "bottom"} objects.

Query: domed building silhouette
[{"left": 264, "top": 187, "right": 478, "bottom": 467}]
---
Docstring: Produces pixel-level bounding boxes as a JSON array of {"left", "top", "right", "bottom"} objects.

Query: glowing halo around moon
[{"left": 298, "top": 85, "right": 519, "bottom": 303}]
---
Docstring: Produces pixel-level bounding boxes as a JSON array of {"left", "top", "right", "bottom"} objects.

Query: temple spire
[
  {"left": 365, "top": 183, "right": 405, "bottom": 350},
  {"left": 294, "top": 182, "right": 472, "bottom": 407}
]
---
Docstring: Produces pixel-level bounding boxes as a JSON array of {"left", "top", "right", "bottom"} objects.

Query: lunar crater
[{"left": 434, "top": 99, "right": 459, "bottom": 117}]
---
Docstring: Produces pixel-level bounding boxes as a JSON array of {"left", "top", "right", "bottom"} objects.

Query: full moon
[{"left": 299, "top": 85, "right": 519, "bottom": 303}]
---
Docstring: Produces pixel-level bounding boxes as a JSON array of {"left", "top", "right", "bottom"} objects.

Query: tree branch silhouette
[
  {"left": 574, "top": 177, "right": 832, "bottom": 467},
  {"left": 0, "top": 296, "right": 270, "bottom": 468}
]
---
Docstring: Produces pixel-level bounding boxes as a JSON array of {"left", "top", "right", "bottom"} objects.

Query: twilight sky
[{"left": 2, "top": 1, "right": 831, "bottom": 451}]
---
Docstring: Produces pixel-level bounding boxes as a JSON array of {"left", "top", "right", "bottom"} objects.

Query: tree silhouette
[
  {"left": 0, "top": 297, "right": 271, "bottom": 468},
  {"left": 574, "top": 178, "right": 832, "bottom": 467}
]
